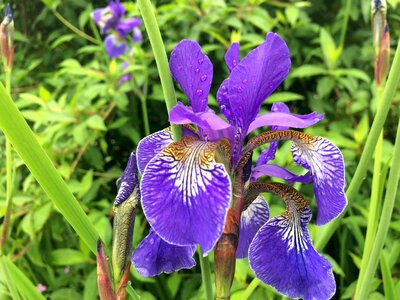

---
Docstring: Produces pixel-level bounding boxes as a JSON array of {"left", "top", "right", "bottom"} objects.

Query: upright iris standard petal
[
  {"left": 141, "top": 136, "right": 231, "bottom": 255},
  {"left": 225, "top": 42, "right": 240, "bottom": 73},
  {"left": 132, "top": 229, "right": 196, "bottom": 277},
  {"left": 169, "top": 40, "right": 213, "bottom": 112},
  {"left": 236, "top": 196, "right": 269, "bottom": 258},
  {"left": 247, "top": 111, "right": 324, "bottom": 134},
  {"left": 291, "top": 136, "right": 347, "bottom": 225},
  {"left": 248, "top": 183, "right": 335, "bottom": 300},
  {"left": 216, "top": 33, "right": 291, "bottom": 135},
  {"left": 137, "top": 128, "right": 173, "bottom": 173},
  {"left": 115, "top": 152, "right": 139, "bottom": 205},
  {"left": 251, "top": 103, "right": 323, "bottom": 167},
  {"left": 104, "top": 34, "right": 126, "bottom": 58}
]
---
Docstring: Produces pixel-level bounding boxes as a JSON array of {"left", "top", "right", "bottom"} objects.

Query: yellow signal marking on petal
[
  {"left": 247, "top": 182, "right": 309, "bottom": 213},
  {"left": 157, "top": 136, "right": 226, "bottom": 203},
  {"left": 247, "top": 182, "right": 310, "bottom": 252}
]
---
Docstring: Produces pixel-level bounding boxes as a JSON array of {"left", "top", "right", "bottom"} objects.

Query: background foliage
[{"left": 0, "top": 0, "right": 400, "bottom": 299}]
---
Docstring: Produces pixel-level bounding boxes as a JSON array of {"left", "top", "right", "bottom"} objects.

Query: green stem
[
  {"left": 197, "top": 246, "right": 213, "bottom": 300},
  {"left": 338, "top": 0, "right": 352, "bottom": 51},
  {"left": 0, "top": 82, "right": 99, "bottom": 254},
  {"left": 52, "top": 9, "right": 99, "bottom": 45},
  {"left": 137, "top": 0, "right": 181, "bottom": 141},
  {"left": 354, "top": 113, "right": 400, "bottom": 299},
  {"left": 140, "top": 98, "right": 150, "bottom": 136},
  {"left": 355, "top": 86, "right": 384, "bottom": 296},
  {"left": 315, "top": 39, "right": 400, "bottom": 251},
  {"left": 0, "top": 68, "right": 13, "bottom": 255},
  {"left": 242, "top": 278, "right": 260, "bottom": 300}
]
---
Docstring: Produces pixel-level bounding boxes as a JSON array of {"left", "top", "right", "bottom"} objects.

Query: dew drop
[
  {"left": 196, "top": 89, "right": 203, "bottom": 96},
  {"left": 232, "top": 59, "right": 237, "bottom": 66},
  {"left": 221, "top": 86, "right": 227, "bottom": 91},
  {"left": 242, "top": 79, "right": 248, "bottom": 84},
  {"left": 237, "top": 87, "right": 243, "bottom": 93},
  {"left": 195, "top": 68, "right": 200, "bottom": 73},
  {"left": 200, "top": 75, "right": 207, "bottom": 81},
  {"left": 198, "top": 58, "right": 204, "bottom": 65},
  {"left": 149, "top": 238, "right": 154, "bottom": 245}
]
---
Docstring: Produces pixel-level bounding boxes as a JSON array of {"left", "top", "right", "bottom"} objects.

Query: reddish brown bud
[{"left": 0, "top": 4, "right": 14, "bottom": 70}]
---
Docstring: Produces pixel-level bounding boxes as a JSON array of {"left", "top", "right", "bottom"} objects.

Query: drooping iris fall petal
[
  {"left": 132, "top": 229, "right": 196, "bottom": 277},
  {"left": 291, "top": 136, "right": 347, "bottom": 225},
  {"left": 248, "top": 183, "right": 336, "bottom": 300},
  {"left": 115, "top": 152, "right": 139, "bottom": 205},
  {"left": 137, "top": 128, "right": 174, "bottom": 174},
  {"left": 140, "top": 136, "right": 231, "bottom": 255},
  {"left": 104, "top": 34, "right": 126, "bottom": 58},
  {"left": 236, "top": 196, "right": 269, "bottom": 259}
]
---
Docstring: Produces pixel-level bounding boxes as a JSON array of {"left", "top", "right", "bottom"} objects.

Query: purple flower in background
[
  {"left": 92, "top": 1, "right": 141, "bottom": 58},
  {"left": 118, "top": 61, "right": 132, "bottom": 86},
  {"left": 132, "top": 32, "right": 346, "bottom": 298}
]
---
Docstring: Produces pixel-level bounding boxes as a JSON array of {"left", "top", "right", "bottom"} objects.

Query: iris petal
[
  {"left": 216, "top": 32, "right": 291, "bottom": 138},
  {"left": 225, "top": 42, "right": 240, "bottom": 73},
  {"left": 169, "top": 102, "right": 233, "bottom": 142},
  {"left": 236, "top": 196, "right": 269, "bottom": 259},
  {"left": 115, "top": 152, "right": 139, "bottom": 205},
  {"left": 291, "top": 137, "right": 347, "bottom": 225},
  {"left": 248, "top": 207, "right": 336, "bottom": 300},
  {"left": 116, "top": 17, "right": 141, "bottom": 37},
  {"left": 247, "top": 111, "right": 324, "bottom": 134},
  {"left": 137, "top": 128, "right": 173, "bottom": 174},
  {"left": 169, "top": 40, "right": 213, "bottom": 112},
  {"left": 251, "top": 164, "right": 313, "bottom": 184},
  {"left": 132, "top": 229, "right": 196, "bottom": 277},
  {"left": 104, "top": 34, "right": 126, "bottom": 58},
  {"left": 141, "top": 136, "right": 231, "bottom": 254}
]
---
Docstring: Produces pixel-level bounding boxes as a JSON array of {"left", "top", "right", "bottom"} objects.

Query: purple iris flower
[
  {"left": 92, "top": 1, "right": 141, "bottom": 58},
  {"left": 133, "top": 32, "right": 347, "bottom": 298}
]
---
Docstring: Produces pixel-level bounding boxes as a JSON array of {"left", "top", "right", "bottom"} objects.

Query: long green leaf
[
  {"left": 0, "top": 256, "right": 46, "bottom": 300},
  {"left": 0, "top": 82, "right": 99, "bottom": 253}
]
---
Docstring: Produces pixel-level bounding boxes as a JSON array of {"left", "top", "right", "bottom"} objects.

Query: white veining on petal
[
  {"left": 291, "top": 137, "right": 344, "bottom": 188},
  {"left": 274, "top": 207, "right": 311, "bottom": 253}
]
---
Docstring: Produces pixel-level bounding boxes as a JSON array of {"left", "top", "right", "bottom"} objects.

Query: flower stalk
[
  {"left": 0, "top": 3, "right": 14, "bottom": 255},
  {"left": 315, "top": 38, "right": 400, "bottom": 251},
  {"left": 137, "top": 0, "right": 181, "bottom": 141},
  {"left": 354, "top": 111, "right": 400, "bottom": 299}
]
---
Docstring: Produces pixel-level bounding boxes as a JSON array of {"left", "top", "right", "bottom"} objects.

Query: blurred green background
[{"left": 0, "top": 0, "right": 400, "bottom": 299}]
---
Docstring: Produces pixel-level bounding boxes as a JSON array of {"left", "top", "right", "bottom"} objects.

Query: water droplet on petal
[
  {"left": 196, "top": 89, "right": 203, "bottom": 96},
  {"left": 149, "top": 238, "right": 154, "bottom": 245},
  {"left": 233, "top": 59, "right": 237, "bottom": 66},
  {"left": 178, "top": 65, "right": 183, "bottom": 70},
  {"left": 198, "top": 58, "right": 204, "bottom": 65},
  {"left": 237, "top": 87, "right": 243, "bottom": 93},
  {"left": 221, "top": 86, "right": 227, "bottom": 91},
  {"left": 195, "top": 68, "right": 200, "bottom": 73},
  {"left": 242, "top": 79, "right": 248, "bottom": 84},
  {"left": 201, "top": 75, "right": 207, "bottom": 81}
]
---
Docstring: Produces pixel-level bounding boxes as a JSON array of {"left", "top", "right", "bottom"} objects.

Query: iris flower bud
[
  {"left": 0, "top": 4, "right": 14, "bottom": 70},
  {"left": 372, "top": 0, "right": 390, "bottom": 85}
]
